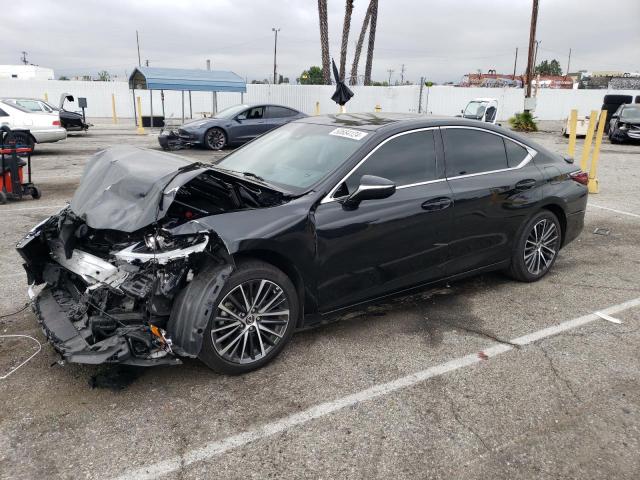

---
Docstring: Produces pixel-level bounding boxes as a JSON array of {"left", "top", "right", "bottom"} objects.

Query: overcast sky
[{"left": 3, "top": 0, "right": 639, "bottom": 83}]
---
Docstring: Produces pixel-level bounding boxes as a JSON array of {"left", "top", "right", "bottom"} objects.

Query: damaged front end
[
  {"left": 17, "top": 210, "right": 225, "bottom": 366},
  {"left": 16, "top": 146, "right": 288, "bottom": 367}
]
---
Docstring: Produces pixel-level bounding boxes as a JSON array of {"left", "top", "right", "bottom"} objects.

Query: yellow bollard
[
  {"left": 136, "top": 96, "right": 145, "bottom": 134},
  {"left": 314, "top": 101, "right": 320, "bottom": 116},
  {"left": 588, "top": 110, "right": 608, "bottom": 194},
  {"left": 111, "top": 93, "right": 118, "bottom": 124},
  {"left": 579, "top": 110, "right": 598, "bottom": 172},
  {"left": 374, "top": 104, "right": 381, "bottom": 112},
  {"left": 567, "top": 109, "right": 578, "bottom": 158},
  {"left": 44, "top": 92, "right": 49, "bottom": 102}
]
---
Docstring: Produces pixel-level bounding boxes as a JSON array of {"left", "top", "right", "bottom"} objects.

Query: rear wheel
[
  {"left": 199, "top": 260, "right": 298, "bottom": 374},
  {"left": 507, "top": 211, "right": 561, "bottom": 282},
  {"left": 0, "top": 191, "right": 6, "bottom": 205},
  {"left": 204, "top": 128, "right": 227, "bottom": 150}
]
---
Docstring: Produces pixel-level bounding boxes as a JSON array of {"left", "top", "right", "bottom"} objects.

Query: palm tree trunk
[
  {"left": 318, "top": 0, "right": 331, "bottom": 85},
  {"left": 349, "top": 1, "right": 372, "bottom": 86},
  {"left": 339, "top": 0, "right": 354, "bottom": 81},
  {"left": 364, "top": 0, "right": 378, "bottom": 86}
]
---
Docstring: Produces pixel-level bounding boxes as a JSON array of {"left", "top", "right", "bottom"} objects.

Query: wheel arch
[
  {"left": 539, "top": 203, "right": 567, "bottom": 247},
  {"left": 233, "top": 249, "right": 312, "bottom": 327}
]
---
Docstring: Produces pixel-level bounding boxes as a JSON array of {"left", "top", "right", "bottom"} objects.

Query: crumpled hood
[{"left": 70, "top": 146, "right": 208, "bottom": 232}]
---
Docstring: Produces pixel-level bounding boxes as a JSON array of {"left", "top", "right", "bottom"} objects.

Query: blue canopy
[{"left": 129, "top": 67, "right": 246, "bottom": 93}]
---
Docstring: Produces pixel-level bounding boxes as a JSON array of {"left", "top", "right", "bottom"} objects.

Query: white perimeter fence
[{"left": 1, "top": 79, "right": 639, "bottom": 122}]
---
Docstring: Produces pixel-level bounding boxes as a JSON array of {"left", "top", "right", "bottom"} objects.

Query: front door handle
[
  {"left": 515, "top": 179, "right": 537, "bottom": 190},
  {"left": 421, "top": 197, "right": 453, "bottom": 211}
]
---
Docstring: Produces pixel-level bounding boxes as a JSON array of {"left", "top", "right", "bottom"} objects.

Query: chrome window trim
[
  {"left": 320, "top": 127, "right": 439, "bottom": 204},
  {"left": 440, "top": 125, "right": 538, "bottom": 180}
]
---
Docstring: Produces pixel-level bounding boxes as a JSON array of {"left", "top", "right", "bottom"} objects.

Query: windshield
[
  {"left": 463, "top": 101, "right": 486, "bottom": 119},
  {"left": 621, "top": 107, "right": 640, "bottom": 121},
  {"left": 214, "top": 104, "right": 249, "bottom": 119},
  {"left": 216, "top": 122, "right": 367, "bottom": 192}
]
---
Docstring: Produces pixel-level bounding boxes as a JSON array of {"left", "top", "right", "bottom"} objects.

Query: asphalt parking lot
[{"left": 1, "top": 122, "right": 639, "bottom": 480}]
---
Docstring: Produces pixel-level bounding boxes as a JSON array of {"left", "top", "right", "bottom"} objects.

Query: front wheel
[
  {"left": 204, "top": 128, "right": 227, "bottom": 150},
  {"left": 198, "top": 260, "right": 298, "bottom": 374},
  {"left": 507, "top": 211, "right": 561, "bottom": 282}
]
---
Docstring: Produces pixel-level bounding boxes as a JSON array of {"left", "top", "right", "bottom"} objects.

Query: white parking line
[
  {"left": 112, "top": 296, "right": 640, "bottom": 480},
  {"left": 589, "top": 204, "right": 640, "bottom": 219}
]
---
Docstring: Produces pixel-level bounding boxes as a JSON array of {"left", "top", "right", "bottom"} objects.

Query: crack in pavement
[
  {"left": 443, "top": 388, "right": 492, "bottom": 453},
  {"left": 435, "top": 317, "right": 521, "bottom": 348},
  {"left": 537, "top": 344, "right": 581, "bottom": 402}
]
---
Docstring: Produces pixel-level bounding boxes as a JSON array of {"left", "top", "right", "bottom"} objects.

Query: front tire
[
  {"left": 507, "top": 211, "right": 561, "bottom": 282},
  {"left": 204, "top": 128, "right": 227, "bottom": 150},
  {"left": 199, "top": 260, "right": 298, "bottom": 374}
]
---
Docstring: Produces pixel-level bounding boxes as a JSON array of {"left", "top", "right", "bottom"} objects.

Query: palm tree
[
  {"left": 339, "top": 0, "right": 354, "bottom": 81},
  {"left": 364, "top": 0, "right": 378, "bottom": 86},
  {"left": 318, "top": 0, "right": 331, "bottom": 85},
  {"left": 349, "top": 1, "right": 372, "bottom": 85}
]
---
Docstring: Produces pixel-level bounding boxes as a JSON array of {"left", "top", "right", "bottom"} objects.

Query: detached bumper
[{"left": 34, "top": 286, "right": 180, "bottom": 367}]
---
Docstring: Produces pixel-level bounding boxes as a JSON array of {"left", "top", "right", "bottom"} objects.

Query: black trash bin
[{"left": 141, "top": 116, "right": 165, "bottom": 128}]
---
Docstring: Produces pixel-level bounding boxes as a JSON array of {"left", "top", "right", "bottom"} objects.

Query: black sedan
[
  {"left": 159, "top": 103, "right": 307, "bottom": 150},
  {"left": 18, "top": 114, "right": 587, "bottom": 374},
  {"left": 608, "top": 104, "right": 640, "bottom": 143}
]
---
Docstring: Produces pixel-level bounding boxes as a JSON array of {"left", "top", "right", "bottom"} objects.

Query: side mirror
[
  {"left": 236, "top": 114, "right": 247, "bottom": 122},
  {"left": 611, "top": 114, "right": 619, "bottom": 119},
  {"left": 342, "top": 175, "right": 395, "bottom": 209}
]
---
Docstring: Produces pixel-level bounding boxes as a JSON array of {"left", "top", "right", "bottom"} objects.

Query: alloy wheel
[
  {"left": 524, "top": 218, "right": 558, "bottom": 276},
  {"left": 211, "top": 279, "right": 290, "bottom": 364},
  {"left": 206, "top": 129, "right": 226, "bottom": 149}
]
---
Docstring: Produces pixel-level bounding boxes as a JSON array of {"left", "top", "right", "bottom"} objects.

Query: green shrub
[{"left": 508, "top": 111, "right": 538, "bottom": 132}]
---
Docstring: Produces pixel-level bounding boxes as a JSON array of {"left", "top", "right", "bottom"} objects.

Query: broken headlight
[{"left": 115, "top": 234, "right": 208, "bottom": 264}]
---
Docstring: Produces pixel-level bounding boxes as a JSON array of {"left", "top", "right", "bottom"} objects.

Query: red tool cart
[{"left": 0, "top": 128, "right": 41, "bottom": 204}]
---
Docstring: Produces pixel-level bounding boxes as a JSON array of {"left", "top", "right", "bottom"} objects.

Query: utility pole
[
  {"left": 400, "top": 64, "right": 406, "bottom": 84},
  {"left": 136, "top": 30, "right": 141, "bottom": 67},
  {"left": 272, "top": 27, "right": 280, "bottom": 85},
  {"left": 145, "top": 59, "right": 149, "bottom": 67},
  {"left": 566, "top": 48, "right": 572, "bottom": 75},
  {"left": 534, "top": 40, "right": 541, "bottom": 71},
  {"left": 20, "top": 51, "right": 28, "bottom": 65},
  {"left": 387, "top": 69, "right": 394, "bottom": 85},
  {"left": 512, "top": 47, "right": 518, "bottom": 79},
  {"left": 524, "top": 0, "right": 539, "bottom": 113}
]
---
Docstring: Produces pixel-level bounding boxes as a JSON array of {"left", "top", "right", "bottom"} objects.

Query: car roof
[
  {"left": 1, "top": 97, "right": 46, "bottom": 102},
  {"left": 295, "top": 112, "right": 505, "bottom": 132}
]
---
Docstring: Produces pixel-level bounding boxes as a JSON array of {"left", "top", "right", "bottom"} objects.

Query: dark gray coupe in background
[{"left": 159, "top": 103, "right": 307, "bottom": 150}]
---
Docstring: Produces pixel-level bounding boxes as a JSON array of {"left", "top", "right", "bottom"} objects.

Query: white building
[{"left": 0, "top": 65, "right": 55, "bottom": 80}]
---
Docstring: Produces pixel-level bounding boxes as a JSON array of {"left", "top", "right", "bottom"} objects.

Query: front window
[
  {"left": 216, "top": 123, "right": 366, "bottom": 192},
  {"left": 463, "top": 101, "right": 487, "bottom": 120},
  {"left": 620, "top": 107, "right": 640, "bottom": 121}
]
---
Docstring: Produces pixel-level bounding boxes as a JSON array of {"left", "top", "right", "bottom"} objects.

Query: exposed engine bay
[{"left": 17, "top": 146, "right": 289, "bottom": 366}]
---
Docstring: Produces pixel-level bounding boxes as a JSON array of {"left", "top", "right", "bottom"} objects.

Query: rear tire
[
  {"left": 198, "top": 260, "right": 298, "bottom": 375},
  {"left": 204, "top": 128, "right": 227, "bottom": 150},
  {"left": 30, "top": 186, "right": 41, "bottom": 200},
  {"left": 507, "top": 211, "right": 562, "bottom": 282},
  {"left": 0, "top": 191, "right": 6, "bottom": 205}
]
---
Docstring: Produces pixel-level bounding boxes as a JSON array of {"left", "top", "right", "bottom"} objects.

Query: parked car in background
[
  {"left": 608, "top": 104, "right": 640, "bottom": 143},
  {"left": 0, "top": 100, "right": 66, "bottom": 148},
  {"left": 159, "top": 103, "right": 307, "bottom": 150},
  {"left": 601, "top": 94, "right": 633, "bottom": 134},
  {"left": 3, "top": 94, "right": 91, "bottom": 132},
  {"left": 461, "top": 98, "right": 499, "bottom": 124},
  {"left": 20, "top": 114, "right": 587, "bottom": 374}
]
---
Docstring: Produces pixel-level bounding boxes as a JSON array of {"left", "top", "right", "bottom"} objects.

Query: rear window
[
  {"left": 504, "top": 138, "right": 529, "bottom": 167},
  {"left": 443, "top": 128, "right": 508, "bottom": 177}
]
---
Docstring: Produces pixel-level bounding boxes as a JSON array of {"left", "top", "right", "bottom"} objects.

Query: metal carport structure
[{"left": 128, "top": 67, "right": 246, "bottom": 126}]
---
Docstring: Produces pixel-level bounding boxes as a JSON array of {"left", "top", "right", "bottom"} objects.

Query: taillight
[
  {"left": 52, "top": 120, "right": 61, "bottom": 126},
  {"left": 570, "top": 170, "right": 588, "bottom": 185}
]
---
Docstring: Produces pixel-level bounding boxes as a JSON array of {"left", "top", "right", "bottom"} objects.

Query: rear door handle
[
  {"left": 421, "top": 197, "right": 452, "bottom": 211},
  {"left": 515, "top": 179, "right": 537, "bottom": 190}
]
